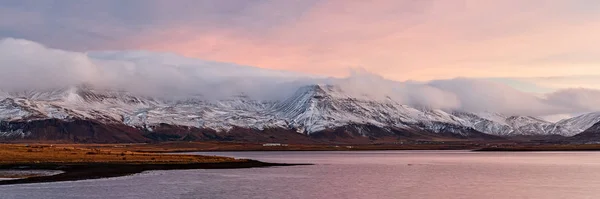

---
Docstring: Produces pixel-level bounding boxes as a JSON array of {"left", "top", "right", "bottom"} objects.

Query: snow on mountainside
[
  {"left": 0, "top": 84, "right": 598, "bottom": 138},
  {"left": 1, "top": 86, "right": 156, "bottom": 123},
  {"left": 271, "top": 84, "right": 468, "bottom": 134},
  {"left": 450, "top": 112, "right": 556, "bottom": 136},
  {"left": 546, "top": 112, "right": 600, "bottom": 136}
]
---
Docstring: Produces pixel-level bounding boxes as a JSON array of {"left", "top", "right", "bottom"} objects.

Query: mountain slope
[
  {"left": 546, "top": 112, "right": 600, "bottom": 136},
  {"left": 570, "top": 121, "right": 600, "bottom": 142},
  {"left": 270, "top": 85, "right": 497, "bottom": 139},
  {"left": 451, "top": 112, "right": 556, "bottom": 136},
  {"left": 0, "top": 84, "right": 597, "bottom": 143}
]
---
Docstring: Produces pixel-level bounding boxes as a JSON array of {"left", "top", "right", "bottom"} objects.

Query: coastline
[
  {"left": 0, "top": 144, "right": 309, "bottom": 185},
  {"left": 0, "top": 161, "right": 306, "bottom": 185},
  {"left": 473, "top": 145, "right": 600, "bottom": 152},
  {"left": 92, "top": 141, "right": 600, "bottom": 152},
  {"left": 6, "top": 141, "right": 600, "bottom": 154},
  {"left": 100, "top": 141, "right": 488, "bottom": 153},
  {"left": 3, "top": 141, "right": 600, "bottom": 185}
]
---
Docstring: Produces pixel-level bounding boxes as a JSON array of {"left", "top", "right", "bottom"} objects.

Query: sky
[
  {"left": 2, "top": 0, "right": 600, "bottom": 90},
  {"left": 1, "top": 0, "right": 600, "bottom": 120}
]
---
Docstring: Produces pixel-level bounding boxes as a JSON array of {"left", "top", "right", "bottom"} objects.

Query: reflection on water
[{"left": 2, "top": 151, "right": 600, "bottom": 199}]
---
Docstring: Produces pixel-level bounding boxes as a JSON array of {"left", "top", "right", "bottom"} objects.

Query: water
[
  {"left": 1, "top": 151, "right": 600, "bottom": 199},
  {"left": 0, "top": 170, "right": 64, "bottom": 179}
]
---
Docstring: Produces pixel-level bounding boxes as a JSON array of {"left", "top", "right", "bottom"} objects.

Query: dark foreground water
[{"left": 2, "top": 151, "right": 600, "bottom": 199}]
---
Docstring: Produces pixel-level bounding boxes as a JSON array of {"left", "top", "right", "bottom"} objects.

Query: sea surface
[{"left": 2, "top": 151, "right": 600, "bottom": 199}]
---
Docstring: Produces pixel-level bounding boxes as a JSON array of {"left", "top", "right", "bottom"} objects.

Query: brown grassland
[
  {"left": 0, "top": 143, "right": 240, "bottom": 165},
  {"left": 0, "top": 143, "right": 300, "bottom": 185}
]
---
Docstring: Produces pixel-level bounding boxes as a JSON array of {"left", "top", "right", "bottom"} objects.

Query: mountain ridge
[{"left": 0, "top": 84, "right": 598, "bottom": 143}]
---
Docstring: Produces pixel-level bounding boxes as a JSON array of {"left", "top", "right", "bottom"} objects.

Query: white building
[{"left": 262, "top": 143, "right": 288, "bottom": 147}]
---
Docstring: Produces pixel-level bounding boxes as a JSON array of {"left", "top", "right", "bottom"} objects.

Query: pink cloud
[{"left": 128, "top": 0, "right": 600, "bottom": 81}]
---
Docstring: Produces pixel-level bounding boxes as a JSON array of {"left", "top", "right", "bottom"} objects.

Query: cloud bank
[
  {"left": 0, "top": 38, "right": 311, "bottom": 100},
  {"left": 1, "top": 38, "right": 599, "bottom": 118}
]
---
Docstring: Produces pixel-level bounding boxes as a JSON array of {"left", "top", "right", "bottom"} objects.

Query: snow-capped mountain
[
  {"left": 570, "top": 119, "right": 600, "bottom": 142},
  {"left": 545, "top": 112, "right": 600, "bottom": 136},
  {"left": 450, "top": 112, "right": 557, "bottom": 136},
  {"left": 0, "top": 84, "right": 598, "bottom": 142},
  {"left": 270, "top": 85, "right": 486, "bottom": 137}
]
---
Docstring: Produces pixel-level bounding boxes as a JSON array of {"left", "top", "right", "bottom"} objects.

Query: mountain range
[{"left": 1, "top": 84, "right": 599, "bottom": 143}]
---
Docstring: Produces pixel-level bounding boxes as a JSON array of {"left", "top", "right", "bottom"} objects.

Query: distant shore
[
  {"left": 89, "top": 141, "right": 489, "bottom": 152},
  {"left": 6, "top": 141, "right": 600, "bottom": 154},
  {"left": 118, "top": 141, "right": 600, "bottom": 152},
  {"left": 473, "top": 144, "right": 600, "bottom": 152}
]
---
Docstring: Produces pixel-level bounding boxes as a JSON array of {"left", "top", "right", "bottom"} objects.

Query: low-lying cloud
[{"left": 1, "top": 37, "right": 599, "bottom": 119}]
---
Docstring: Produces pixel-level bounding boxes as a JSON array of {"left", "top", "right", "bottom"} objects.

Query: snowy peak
[
  {"left": 506, "top": 116, "right": 553, "bottom": 136},
  {"left": 292, "top": 84, "right": 361, "bottom": 101},
  {"left": 4, "top": 85, "right": 153, "bottom": 106},
  {"left": 1, "top": 84, "right": 600, "bottom": 139},
  {"left": 66, "top": 85, "right": 159, "bottom": 106},
  {"left": 506, "top": 116, "right": 551, "bottom": 130},
  {"left": 451, "top": 111, "right": 556, "bottom": 136},
  {"left": 547, "top": 112, "right": 600, "bottom": 136},
  {"left": 272, "top": 84, "right": 472, "bottom": 134},
  {"left": 309, "top": 84, "right": 331, "bottom": 98},
  {"left": 8, "top": 88, "right": 73, "bottom": 101},
  {"left": 271, "top": 84, "right": 346, "bottom": 133},
  {"left": 507, "top": 116, "right": 550, "bottom": 125}
]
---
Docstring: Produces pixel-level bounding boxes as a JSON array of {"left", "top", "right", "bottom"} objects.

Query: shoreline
[
  {"left": 0, "top": 144, "right": 310, "bottom": 185},
  {"left": 7, "top": 142, "right": 600, "bottom": 153},
  {"left": 0, "top": 160, "right": 307, "bottom": 185},
  {"left": 98, "top": 142, "right": 600, "bottom": 153},
  {"left": 474, "top": 147, "right": 600, "bottom": 152},
  {"left": 3, "top": 142, "right": 600, "bottom": 185}
]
